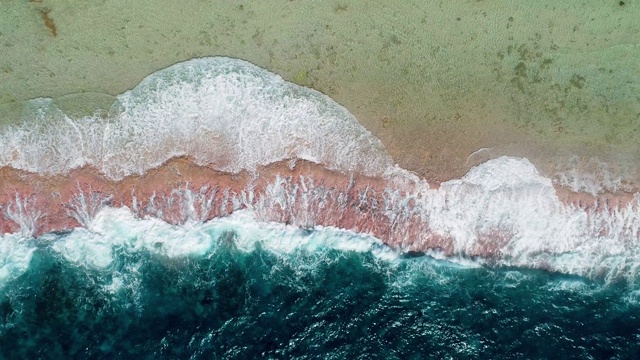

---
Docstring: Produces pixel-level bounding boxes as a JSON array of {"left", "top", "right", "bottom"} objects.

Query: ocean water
[
  {"left": 1, "top": 57, "right": 640, "bottom": 358},
  {"left": 1, "top": 211, "right": 640, "bottom": 359},
  {"left": 0, "top": 208, "right": 639, "bottom": 359}
]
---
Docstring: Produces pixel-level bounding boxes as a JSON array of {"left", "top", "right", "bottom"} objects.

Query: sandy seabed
[{"left": 1, "top": 0, "right": 639, "bottom": 187}]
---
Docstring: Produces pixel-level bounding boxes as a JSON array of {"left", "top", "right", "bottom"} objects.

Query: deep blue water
[{"left": 1, "top": 232, "right": 639, "bottom": 359}]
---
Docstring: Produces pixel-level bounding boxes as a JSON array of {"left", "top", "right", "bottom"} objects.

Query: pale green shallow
[{"left": 0, "top": 0, "right": 639, "bottom": 179}]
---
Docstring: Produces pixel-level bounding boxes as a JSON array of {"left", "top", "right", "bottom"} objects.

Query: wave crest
[{"left": 0, "top": 57, "right": 394, "bottom": 179}]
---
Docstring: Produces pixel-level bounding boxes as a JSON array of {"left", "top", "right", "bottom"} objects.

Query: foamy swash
[{"left": 1, "top": 57, "right": 639, "bottom": 284}]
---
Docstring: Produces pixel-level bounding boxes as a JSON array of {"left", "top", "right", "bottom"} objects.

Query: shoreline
[{"left": 1, "top": 157, "right": 638, "bottom": 259}]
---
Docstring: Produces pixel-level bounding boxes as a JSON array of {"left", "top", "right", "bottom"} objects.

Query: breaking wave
[
  {"left": 0, "top": 57, "right": 396, "bottom": 179},
  {"left": 1, "top": 210, "right": 639, "bottom": 358}
]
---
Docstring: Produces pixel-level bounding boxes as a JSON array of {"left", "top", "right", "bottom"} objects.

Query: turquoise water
[{"left": 1, "top": 223, "right": 639, "bottom": 359}]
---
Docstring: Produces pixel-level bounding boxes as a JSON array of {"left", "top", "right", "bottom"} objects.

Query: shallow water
[{"left": 2, "top": 1, "right": 640, "bottom": 181}]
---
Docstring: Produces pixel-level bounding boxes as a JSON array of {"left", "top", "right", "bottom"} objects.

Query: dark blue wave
[{"left": 1, "top": 233, "right": 639, "bottom": 359}]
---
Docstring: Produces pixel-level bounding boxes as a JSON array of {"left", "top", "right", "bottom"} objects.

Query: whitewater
[{"left": 1, "top": 57, "right": 639, "bottom": 358}]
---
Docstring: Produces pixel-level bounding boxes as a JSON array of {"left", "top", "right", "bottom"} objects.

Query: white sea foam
[
  {"left": 0, "top": 234, "right": 35, "bottom": 289},
  {"left": 0, "top": 57, "right": 395, "bottom": 179},
  {"left": 552, "top": 155, "right": 636, "bottom": 195},
  {"left": 399, "top": 157, "right": 640, "bottom": 283},
  {"left": 50, "top": 207, "right": 397, "bottom": 272},
  {"left": 2, "top": 193, "right": 44, "bottom": 238}
]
